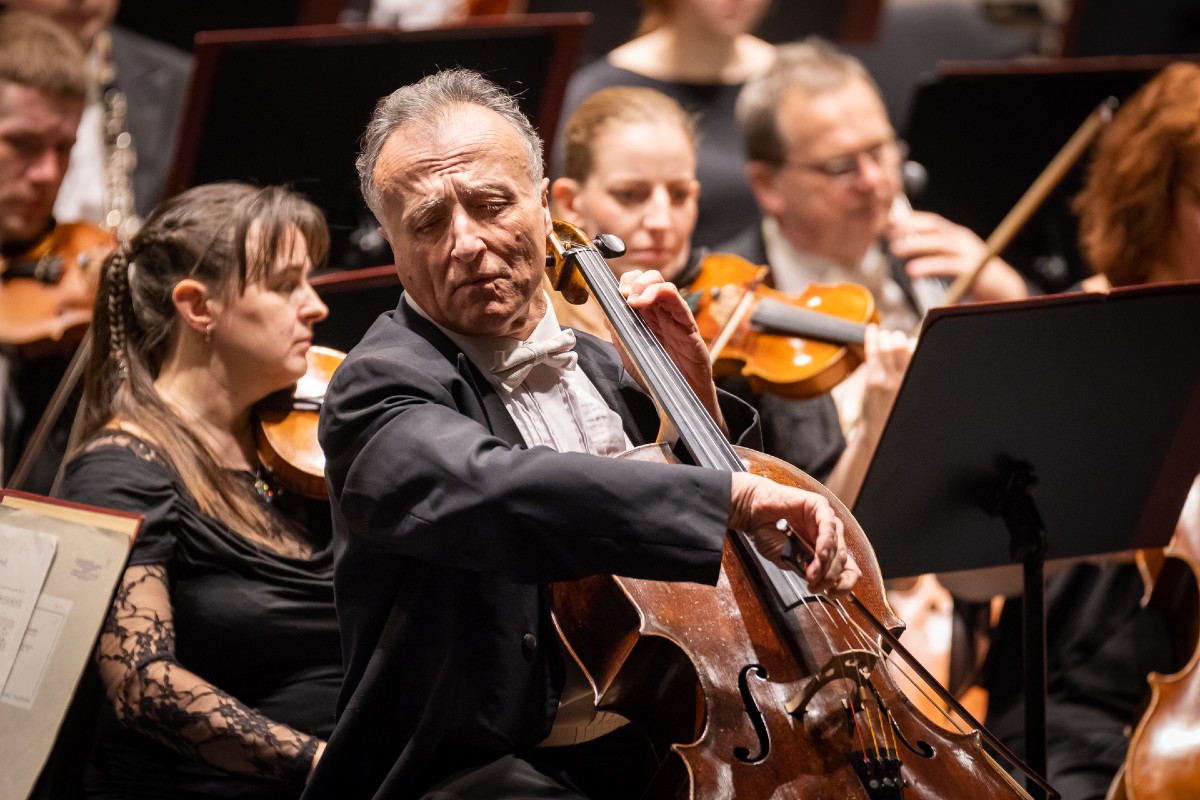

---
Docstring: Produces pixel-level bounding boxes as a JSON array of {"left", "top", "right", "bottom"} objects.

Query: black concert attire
[
  {"left": 58, "top": 432, "right": 341, "bottom": 799},
  {"left": 307, "top": 297, "right": 759, "bottom": 799}
]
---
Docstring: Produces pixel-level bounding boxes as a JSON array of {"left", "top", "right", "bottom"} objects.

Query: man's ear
[
  {"left": 539, "top": 177, "right": 553, "bottom": 233},
  {"left": 746, "top": 160, "right": 786, "bottom": 219},
  {"left": 171, "top": 278, "right": 215, "bottom": 336}
]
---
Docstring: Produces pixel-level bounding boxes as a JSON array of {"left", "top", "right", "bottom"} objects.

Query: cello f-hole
[{"left": 734, "top": 664, "right": 771, "bottom": 764}]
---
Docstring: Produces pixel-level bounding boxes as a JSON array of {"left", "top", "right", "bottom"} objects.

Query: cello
[
  {"left": 1108, "top": 475, "right": 1200, "bottom": 800},
  {"left": 546, "top": 220, "right": 1050, "bottom": 799}
]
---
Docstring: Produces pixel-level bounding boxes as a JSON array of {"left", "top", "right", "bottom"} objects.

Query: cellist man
[{"left": 305, "top": 68, "right": 859, "bottom": 800}]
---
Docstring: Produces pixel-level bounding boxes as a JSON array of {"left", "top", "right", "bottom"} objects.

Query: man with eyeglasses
[
  {"left": 718, "top": 40, "right": 1037, "bottom": 783},
  {"left": 727, "top": 38, "right": 1028, "bottom": 336},
  {"left": 712, "top": 38, "right": 1031, "bottom": 511}
]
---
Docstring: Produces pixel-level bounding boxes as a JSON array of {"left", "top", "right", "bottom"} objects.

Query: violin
[
  {"left": 545, "top": 220, "right": 1049, "bottom": 799},
  {"left": 1109, "top": 475, "right": 1200, "bottom": 800},
  {"left": 688, "top": 252, "right": 877, "bottom": 400},
  {"left": 255, "top": 345, "right": 344, "bottom": 500},
  {"left": 0, "top": 221, "right": 114, "bottom": 356}
]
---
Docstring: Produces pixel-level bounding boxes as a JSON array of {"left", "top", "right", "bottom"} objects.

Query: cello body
[
  {"left": 554, "top": 444, "right": 1031, "bottom": 800},
  {"left": 548, "top": 220, "right": 1037, "bottom": 799},
  {"left": 1111, "top": 476, "right": 1200, "bottom": 800}
]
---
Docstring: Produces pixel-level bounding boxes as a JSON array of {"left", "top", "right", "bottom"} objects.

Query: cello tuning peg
[{"left": 592, "top": 234, "right": 626, "bottom": 259}]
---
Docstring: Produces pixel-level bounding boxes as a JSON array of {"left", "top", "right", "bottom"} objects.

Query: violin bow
[{"left": 943, "top": 97, "right": 1118, "bottom": 306}]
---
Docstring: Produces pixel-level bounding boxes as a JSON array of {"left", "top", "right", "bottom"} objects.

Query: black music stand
[
  {"left": 165, "top": 14, "right": 588, "bottom": 269},
  {"left": 852, "top": 282, "right": 1200, "bottom": 799}
]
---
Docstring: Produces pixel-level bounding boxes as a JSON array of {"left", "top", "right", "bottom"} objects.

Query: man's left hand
[{"left": 615, "top": 269, "right": 728, "bottom": 435}]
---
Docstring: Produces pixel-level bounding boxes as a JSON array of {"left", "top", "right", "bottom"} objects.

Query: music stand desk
[{"left": 853, "top": 282, "right": 1200, "bottom": 795}]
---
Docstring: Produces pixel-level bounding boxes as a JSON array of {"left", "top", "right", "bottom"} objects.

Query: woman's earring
[{"left": 204, "top": 323, "right": 213, "bottom": 343}]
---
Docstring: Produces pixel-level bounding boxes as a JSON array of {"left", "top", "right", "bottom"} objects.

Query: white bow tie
[{"left": 491, "top": 328, "right": 578, "bottom": 391}]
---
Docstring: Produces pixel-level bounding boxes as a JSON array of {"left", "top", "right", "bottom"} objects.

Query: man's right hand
[{"left": 728, "top": 472, "right": 860, "bottom": 594}]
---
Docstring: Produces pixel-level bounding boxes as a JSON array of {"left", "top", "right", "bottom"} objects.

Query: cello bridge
[{"left": 785, "top": 649, "right": 879, "bottom": 716}]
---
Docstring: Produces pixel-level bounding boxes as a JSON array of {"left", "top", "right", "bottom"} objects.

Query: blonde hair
[{"left": 562, "top": 85, "right": 697, "bottom": 182}]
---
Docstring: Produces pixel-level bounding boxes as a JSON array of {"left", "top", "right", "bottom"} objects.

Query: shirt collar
[{"left": 403, "top": 292, "right": 566, "bottom": 387}]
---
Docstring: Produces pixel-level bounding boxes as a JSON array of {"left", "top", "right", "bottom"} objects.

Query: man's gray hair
[
  {"left": 737, "top": 37, "right": 880, "bottom": 164},
  {"left": 356, "top": 68, "right": 545, "bottom": 218}
]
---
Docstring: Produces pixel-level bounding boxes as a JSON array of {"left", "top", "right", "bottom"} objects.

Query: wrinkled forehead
[{"left": 374, "top": 104, "right": 538, "bottom": 204}]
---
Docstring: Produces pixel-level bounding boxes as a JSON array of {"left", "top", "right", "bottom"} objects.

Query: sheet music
[
  {"left": 1, "top": 594, "right": 71, "bottom": 710},
  {"left": 0, "top": 523, "right": 56, "bottom": 689}
]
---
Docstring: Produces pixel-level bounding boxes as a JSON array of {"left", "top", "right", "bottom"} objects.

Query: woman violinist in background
[
  {"left": 554, "top": 0, "right": 775, "bottom": 249},
  {"left": 550, "top": 84, "right": 912, "bottom": 505},
  {"left": 56, "top": 181, "right": 339, "bottom": 799},
  {"left": 977, "top": 63, "right": 1200, "bottom": 800}
]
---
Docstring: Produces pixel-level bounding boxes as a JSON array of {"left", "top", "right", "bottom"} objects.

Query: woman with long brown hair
[{"left": 57, "top": 181, "right": 338, "bottom": 799}]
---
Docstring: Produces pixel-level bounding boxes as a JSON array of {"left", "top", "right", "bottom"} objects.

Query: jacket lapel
[{"left": 395, "top": 299, "right": 527, "bottom": 447}]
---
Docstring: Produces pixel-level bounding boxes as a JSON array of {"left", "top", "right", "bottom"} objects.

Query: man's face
[
  {"left": 374, "top": 104, "right": 552, "bottom": 340},
  {"left": 0, "top": 82, "right": 82, "bottom": 246},
  {"left": 749, "top": 77, "right": 902, "bottom": 268},
  {"left": 4, "top": 0, "right": 119, "bottom": 46}
]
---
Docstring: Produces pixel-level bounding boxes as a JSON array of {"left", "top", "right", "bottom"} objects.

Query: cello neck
[
  {"left": 548, "top": 222, "right": 816, "bottom": 612},
  {"left": 551, "top": 224, "right": 742, "bottom": 473}
]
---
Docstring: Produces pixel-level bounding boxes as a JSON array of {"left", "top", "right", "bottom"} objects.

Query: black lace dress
[{"left": 57, "top": 433, "right": 341, "bottom": 799}]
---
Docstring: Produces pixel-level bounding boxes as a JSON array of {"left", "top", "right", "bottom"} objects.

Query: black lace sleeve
[
  {"left": 64, "top": 434, "right": 323, "bottom": 783},
  {"left": 97, "top": 565, "right": 319, "bottom": 783}
]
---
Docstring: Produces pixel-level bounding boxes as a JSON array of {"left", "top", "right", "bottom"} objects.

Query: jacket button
[{"left": 522, "top": 633, "right": 537, "bottom": 658}]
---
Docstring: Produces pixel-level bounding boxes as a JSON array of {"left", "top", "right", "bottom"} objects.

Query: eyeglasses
[{"left": 781, "top": 138, "right": 909, "bottom": 185}]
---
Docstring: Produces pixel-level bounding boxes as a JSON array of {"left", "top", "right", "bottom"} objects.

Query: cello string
[
  {"left": 777, "top": 518, "right": 887, "bottom": 745},
  {"left": 779, "top": 515, "right": 962, "bottom": 745},
  {"left": 826, "top": 599, "right": 907, "bottom": 754},
  {"left": 571, "top": 235, "right": 863, "bottom": 703},
  {"left": 827, "top": 596, "right": 967, "bottom": 734},
  {"left": 804, "top": 594, "right": 892, "bottom": 747}
]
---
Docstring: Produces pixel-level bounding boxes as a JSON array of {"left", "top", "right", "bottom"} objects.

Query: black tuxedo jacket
[{"left": 308, "top": 298, "right": 758, "bottom": 799}]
